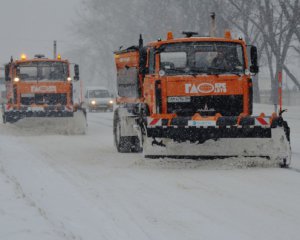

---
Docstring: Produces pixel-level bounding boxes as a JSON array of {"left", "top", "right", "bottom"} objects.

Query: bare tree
[
  {"left": 225, "top": 0, "right": 300, "bottom": 105},
  {"left": 251, "top": 0, "right": 300, "bottom": 103},
  {"left": 71, "top": 0, "right": 299, "bottom": 101},
  {"left": 71, "top": 0, "right": 189, "bottom": 89},
  {"left": 280, "top": 0, "right": 300, "bottom": 89},
  {"left": 216, "top": 0, "right": 263, "bottom": 102}
]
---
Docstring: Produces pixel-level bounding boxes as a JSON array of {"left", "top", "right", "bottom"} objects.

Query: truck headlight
[
  {"left": 14, "top": 77, "right": 20, "bottom": 82},
  {"left": 67, "top": 77, "right": 72, "bottom": 81},
  {"left": 109, "top": 100, "right": 114, "bottom": 104}
]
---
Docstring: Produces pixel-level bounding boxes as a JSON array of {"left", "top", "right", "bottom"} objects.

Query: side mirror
[
  {"left": 5, "top": 64, "right": 11, "bottom": 81},
  {"left": 250, "top": 65, "right": 259, "bottom": 73},
  {"left": 250, "top": 46, "right": 259, "bottom": 74},
  {"left": 74, "top": 64, "right": 80, "bottom": 81},
  {"left": 16, "top": 67, "right": 20, "bottom": 76}
]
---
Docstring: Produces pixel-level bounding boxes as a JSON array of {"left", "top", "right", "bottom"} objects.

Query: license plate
[
  {"left": 188, "top": 120, "right": 216, "bottom": 127},
  {"left": 168, "top": 96, "right": 191, "bottom": 103},
  {"left": 21, "top": 94, "right": 34, "bottom": 97}
]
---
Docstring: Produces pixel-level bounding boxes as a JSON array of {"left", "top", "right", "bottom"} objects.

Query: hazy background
[
  {"left": 0, "top": 0, "right": 81, "bottom": 64},
  {"left": 0, "top": 0, "right": 299, "bottom": 105}
]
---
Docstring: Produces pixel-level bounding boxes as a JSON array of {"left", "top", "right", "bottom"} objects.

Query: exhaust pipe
[{"left": 210, "top": 12, "right": 216, "bottom": 37}]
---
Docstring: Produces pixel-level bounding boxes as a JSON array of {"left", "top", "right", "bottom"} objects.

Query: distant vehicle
[
  {"left": 85, "top": 87, "right": 114, "bottom": 112},
  {"left": 0, "top": 69, "right": 5, "bottom": 104},
  {"left": 0, "top": 83, "right": 5, "bottom": 104}
]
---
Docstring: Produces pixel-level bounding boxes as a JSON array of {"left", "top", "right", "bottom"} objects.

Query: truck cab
[{"left": 115, "top": 32, "right": 259, "bottom": 118}]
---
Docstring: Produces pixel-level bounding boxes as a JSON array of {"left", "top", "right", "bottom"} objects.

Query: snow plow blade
[
  {"left": 3, "top": 110, "right": 74, "bottom": 123},
  {"left": 142, "top": 116, "right": 291, "bottom": 167},
  {"left": 3, "top": 110, "right": 87, "bottom": 135}
]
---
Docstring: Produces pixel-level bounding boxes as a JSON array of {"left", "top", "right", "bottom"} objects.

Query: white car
[
  {"left": 0, "top": 84, "right": 6, "bottom": 105},
  {"left": 85, "top": 87, "right": 114, "bottom": 112}
]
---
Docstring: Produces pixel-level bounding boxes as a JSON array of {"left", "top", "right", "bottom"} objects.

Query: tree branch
[{"left": 283, "top": 64, "right": 300, "bottom": 89}]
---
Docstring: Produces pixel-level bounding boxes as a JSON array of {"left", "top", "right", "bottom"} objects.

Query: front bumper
[
  {"left": 88, "top": 103, "right": 113, "bottom": 110},
  {"left": 147, "top": 126, "right": 272, "bottom": 143},
  {"left": 2, "top": 104, "right": 74, "bottom": 123}
]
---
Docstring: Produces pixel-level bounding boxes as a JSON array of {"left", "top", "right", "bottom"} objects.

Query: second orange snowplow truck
[
  {"left": 113, "top": 32, "right": 291, "bottom": 167},
  {"left": 2, "top": 54, "right": 86, "bottom": 134}
]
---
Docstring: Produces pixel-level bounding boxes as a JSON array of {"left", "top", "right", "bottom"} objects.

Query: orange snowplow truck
[
  {"left": 2, "top": 54, "right": 81, "bottom": 123},
  {"left": 114, "top": 32, "right": 291, "bottom": 167}
]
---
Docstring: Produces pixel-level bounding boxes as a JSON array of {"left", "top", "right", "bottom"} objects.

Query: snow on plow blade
[
  {"left": 143, "top": 116, "right": 291, "bottom": 167},
  {"left": 3, "top": 110, "right": 74, "bottom": 123},
  {"left": 3, "top": 110, "right": 87, "bottom": 135}
]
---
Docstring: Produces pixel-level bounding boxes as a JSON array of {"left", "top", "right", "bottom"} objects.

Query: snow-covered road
[{"left": 1, "top": 104, "right": 300, "bottom": 240}]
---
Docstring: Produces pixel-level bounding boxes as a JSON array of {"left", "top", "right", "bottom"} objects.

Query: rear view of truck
[{"left": 2, "top": 54, "right": 86, "bottom": 134}]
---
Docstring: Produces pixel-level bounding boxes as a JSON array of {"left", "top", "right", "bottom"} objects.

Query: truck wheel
[
  {"left": 131, "top": 136, "right": 142, "bottom": 153},
  {"left": 283, "top": 121, "right": 290, "bottom": 142},
  {"left": 113, "top": 111, "right": 131, "bottom": 152}
]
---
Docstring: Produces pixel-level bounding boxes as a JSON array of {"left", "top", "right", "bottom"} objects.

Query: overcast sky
[{"left": 0, "top": 0, "right": 81, "bottom": 65}]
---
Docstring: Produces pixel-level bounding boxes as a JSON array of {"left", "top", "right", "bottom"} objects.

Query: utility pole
[
  {"left": 210, "top": 12, "right": 216, "bottom": 37},
  {"left": 53, "top": 40, "right": 57, "bottom": 59}
]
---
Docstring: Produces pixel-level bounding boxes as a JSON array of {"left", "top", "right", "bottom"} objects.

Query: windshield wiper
[
  {"left": 188, "top": 69, "right": 210, "bottom": 77},
  {"left": 207, "top": 67, "right": 242, "bottom": 76},
  {"left": 229, "top": 72, "right": 242, "bottom": 77},
  {"left": 166, "top": 68, "right": 188, "bottom": 74},
  {"left": 188, "top": 67, "right": 215, "bottom": 76},
  {"left": 169, "top": 68, "right": 202, "bottom": 77}
]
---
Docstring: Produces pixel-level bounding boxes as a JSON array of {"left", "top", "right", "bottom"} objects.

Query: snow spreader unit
[
  {"left": 2, "top": 54, "right": 86, "bottom": 134},
  {"left": 113, "top": 32, "right": 291, "bottom": 167}
]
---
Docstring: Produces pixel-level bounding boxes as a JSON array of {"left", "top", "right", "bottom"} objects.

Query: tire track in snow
[
  {"left": 0, "top": 138, "right": 87, "bottom": 240},
  {"left": 287, "top": 167, "right": 300, "bottom": 173},
  {"left": 0, "top": 158, "right": 80, "bottom": 240},
  {"left": 1, "top": 135, "right": 152, "bottom": 240},
  {"left": 88, "top": 118, "right": 113, "bottom": 128},
  {"left": 87, "top": 113, "right": 113, "bottom": 128}
]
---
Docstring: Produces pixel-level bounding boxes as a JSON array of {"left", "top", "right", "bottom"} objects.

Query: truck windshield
[
  {"left": 160, "top": 42, "right": 245, "bottom": 75},
  {"left": 88, "top": 90, "right": 109, "bottom": 98},
  {"left": 16, "top": 62, "right": 68, "bottom": 81}
]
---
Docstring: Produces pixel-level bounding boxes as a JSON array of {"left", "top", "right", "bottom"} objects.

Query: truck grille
[
  {"left": 21, "top": 93, "right": 67, "bottom": 105},
  {"left": 167, "top": 95, "right": 243, "bottom": 116}
]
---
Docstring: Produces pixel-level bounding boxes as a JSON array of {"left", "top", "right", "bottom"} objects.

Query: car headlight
[
  {"left": 109, "top": 100, "right": 114, "bottom": 104},
  {"left": 91, "top": 100, "right": 96, "bottom": 105},
  {"left": 14, "top": 77, "right": 20, "bottom": 82}
]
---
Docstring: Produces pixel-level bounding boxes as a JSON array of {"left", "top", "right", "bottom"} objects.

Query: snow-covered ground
[{"left": 1, "top": 104, "right": 300, "bottom": 240}]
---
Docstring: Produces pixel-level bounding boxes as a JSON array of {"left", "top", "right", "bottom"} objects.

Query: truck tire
[
  {"left": 283, "top": 120, "right": 290, "bottom": 143},
  {"left": 113, "top": 110, "right": 131, "bottom": 152},
  {"left": 113, "top": 109, "right": 142, "bottom": 153},
  {"left": 131, "top": 136, "right": 142, "bottom": 153}
]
